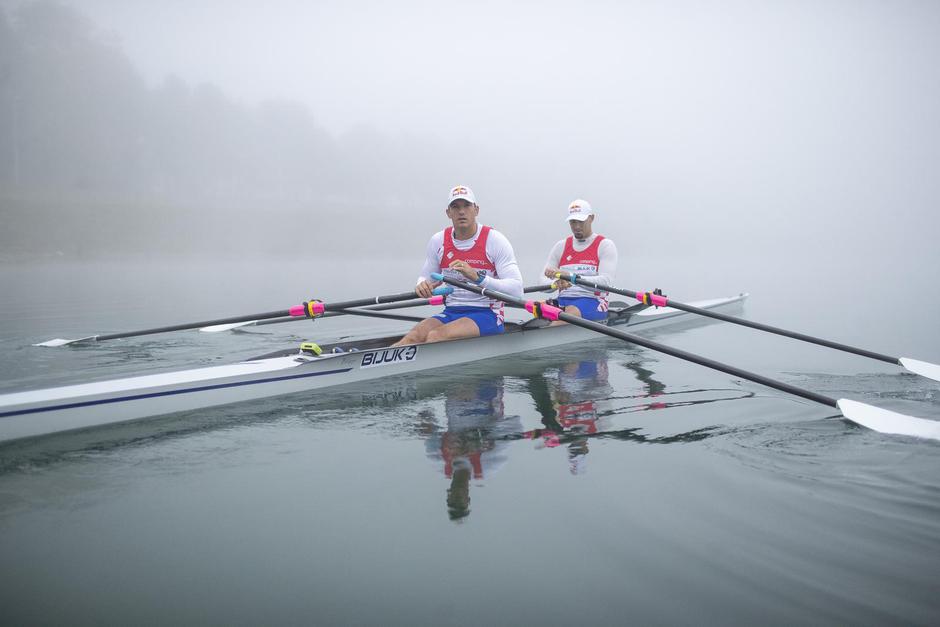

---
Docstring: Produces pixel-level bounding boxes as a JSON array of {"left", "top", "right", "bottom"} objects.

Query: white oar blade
[
  {"left": 33, "top": 336, "right": 96, "bottom": 347},
  {"left": 898, "top": 357, "right": 940, "bottom": 383},
  {"left": 199, "top": 320, "right": 259, "bottom": 333},
  {"left": 837, "top": 399, "right": 940, "bottom": 441}
]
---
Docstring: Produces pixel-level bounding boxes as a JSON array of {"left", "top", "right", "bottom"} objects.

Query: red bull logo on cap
[
  {"left": 448, "top": 185, "right": 476, "bottom": 207},
  {"left": 566, "top": 199, "right": 592, "bottom": 219}
]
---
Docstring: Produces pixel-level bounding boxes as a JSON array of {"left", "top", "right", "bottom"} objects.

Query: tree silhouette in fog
[{"left": 0, "top": 1, "right": 450, "bottom": 256}]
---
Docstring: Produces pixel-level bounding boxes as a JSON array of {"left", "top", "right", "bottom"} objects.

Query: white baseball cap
[
  {"left": 566, "top": 199, "right": 593, "bottom": 222},
  {"left": 447, "top": 185, "right": 477, "bottom": 207}
]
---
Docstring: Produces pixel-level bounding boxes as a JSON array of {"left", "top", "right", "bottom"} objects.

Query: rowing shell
[{"left": 0, "top": 294, "right": 747, "bottom": 443}]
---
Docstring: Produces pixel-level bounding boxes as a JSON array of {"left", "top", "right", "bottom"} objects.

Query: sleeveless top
[
  {"left": 441, "top": 225, "right": 503, "bottom": 317},
  {"left": 558, "top": 234, "right": 608, "bottom": 311}
]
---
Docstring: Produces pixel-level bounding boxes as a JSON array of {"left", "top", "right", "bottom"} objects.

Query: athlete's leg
[
  {"left": 425, "top": 317, "right": 481, "bottom": 343},
  {"left": 549, "top": 304, "right": 583, "bottom": 326},
  {"left": 392, "top": 317, "right": 444, "bottom": 346}
]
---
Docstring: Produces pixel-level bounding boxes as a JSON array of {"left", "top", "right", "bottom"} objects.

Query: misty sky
[
  {"left": 51, "top": 1, "right": 940, "bottom": 137},
  {"left": 2, "top": 0, "right": 938, "bottom": 271}
]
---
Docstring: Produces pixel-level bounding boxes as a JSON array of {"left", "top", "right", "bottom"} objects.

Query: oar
[
  {"left": 35, "top": 287, "right": 453, "bottom": 347},
  {"left": 329, "top": 307, "right": 424, "bottom": 323},
  {"left": 433, "top": 273, "right": 940, "bottom": 441},
  {"left": 199, "top": 297, "right": 435, "bottom": 332},
  {"left": 554, "top": 272, "right": 940, "bottom": 383},
  {"left": 199, "top": 283, "right": 559, "bottom": 333}
]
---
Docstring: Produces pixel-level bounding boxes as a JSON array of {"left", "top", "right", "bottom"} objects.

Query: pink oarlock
[
  {"left": 291, "top": 301, "right": 325, "bottom": 318},
  {"left": 525, "top": 301, "right": 561, "bottom": 321},
  {"left": 637, "top": 292, "right": 668, "bottom": 307}
]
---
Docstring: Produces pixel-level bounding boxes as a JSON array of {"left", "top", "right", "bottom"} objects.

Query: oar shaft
[
  {"left": 220, "top": 285, "right": 557, "bottom": 329},
  {"left": 332, "top": 308, "right": 424, "bottom": 323},
  {"left": 319, "top": 290, "right": 426, "bottom": 311},
  {"left": 333, "top": 285, "right": 549, "bottom": 311},
  {"left": 564, "top": 274, "right": 901, "bottom": 366},
  {"left": 96, "top": 310, "right": 292, "bottom": 341},
  {"left": 88, "top": 290, "right": 431, "bottom": 343},
  {"left": 524, "top": 284, "right": 555, "bottom": 293},
  {"left": 439, "top": 275, "right": 839, "bottom": 409},
  {"left": 264, "top": 296, "right": 443, "bottom": 324}
]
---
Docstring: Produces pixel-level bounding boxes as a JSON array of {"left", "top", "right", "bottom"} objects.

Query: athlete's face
[
  {"left": 446, "top": 200, "right": 479, "bottom": 229},
  {"left": 569, "top": 215, "right": 593, "bottom": 240}
]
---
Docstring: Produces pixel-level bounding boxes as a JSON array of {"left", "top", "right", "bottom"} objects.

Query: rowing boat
[{"left": 0, "top": 294, "right": 747, "bottom": 443}]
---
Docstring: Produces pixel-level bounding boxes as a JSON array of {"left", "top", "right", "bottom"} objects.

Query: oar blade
[
  {"left": 33, "top": 336, "right": 97, "bottom": 347},
  {"left": 837, "top": 399, "right": 940, "bottom": 441},
  {"left": 899, "top": 357, "right": 940, "bottom": 383},
  {"left": 199, "top": 321, "right": 259, "bottom": 333}
]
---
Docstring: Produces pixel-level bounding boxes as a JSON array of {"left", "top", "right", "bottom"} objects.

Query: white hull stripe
[{"left": 0, "top": 366, "right": 353, "bottom": 418}]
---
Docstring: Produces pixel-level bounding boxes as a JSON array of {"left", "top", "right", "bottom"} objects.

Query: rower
[
  {"left": 543, "top": 199, "right": 618, "bottom": 323},
  {"left": 392, "top": 185, "right": 524, "bottom": 346}
]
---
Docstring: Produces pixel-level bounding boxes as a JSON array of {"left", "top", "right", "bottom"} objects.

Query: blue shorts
[
  {"left": 558, "top": 297, "right": 608, "bottom": 321},
  {"left": 433, "top": 306, "right": 504, "bottom": 336}
]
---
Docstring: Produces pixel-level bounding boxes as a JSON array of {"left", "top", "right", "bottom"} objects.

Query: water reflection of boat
[{"left": 0, "top": 334, "right": 756, "bottom": 475}]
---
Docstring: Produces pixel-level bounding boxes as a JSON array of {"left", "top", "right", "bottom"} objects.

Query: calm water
[{"left": 1, "top": 256, "right": 938, "bottom": 626}]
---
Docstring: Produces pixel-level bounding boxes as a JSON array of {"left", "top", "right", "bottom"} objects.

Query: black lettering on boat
[{"left": 360, "top": 346, "right": 418, "bottom": 369}]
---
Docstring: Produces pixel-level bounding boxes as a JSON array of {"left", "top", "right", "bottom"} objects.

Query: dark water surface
[{"left": 0, "top": 256, "right": 938, "bottom": 626}]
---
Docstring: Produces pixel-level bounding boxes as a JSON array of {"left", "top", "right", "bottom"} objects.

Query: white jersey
[
  {"left": 543, "top": 234, "right": 618, "bottom": 300},
  {"left": 419, "top": 224, "right": 524, "bottom": 308}
]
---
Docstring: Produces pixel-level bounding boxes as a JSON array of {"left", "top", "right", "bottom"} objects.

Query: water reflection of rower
[
  {"left": 422, "top": 377, "right": 521, "bottom": 521},
  {"left": 523, "top": 353, "right": 757, "bottom": 452},
  {"left": 525, "top": 352, "right": 618, "bottom": 474}
]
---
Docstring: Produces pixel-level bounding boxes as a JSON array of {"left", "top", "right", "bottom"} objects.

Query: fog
[{"left": 0, "top": 0, "right": 938, "bottom": 287}]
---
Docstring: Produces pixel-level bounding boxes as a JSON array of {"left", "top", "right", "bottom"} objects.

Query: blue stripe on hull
[{"left": 0, "top": 367, "right": 353, "bottom": 418}]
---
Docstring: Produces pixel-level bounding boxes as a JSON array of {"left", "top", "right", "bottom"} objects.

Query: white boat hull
[{"left": 0, "top": 294, "right": 747, "bottom": 443}]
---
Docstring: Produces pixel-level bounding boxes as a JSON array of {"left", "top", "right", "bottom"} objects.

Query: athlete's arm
[
  {"left": 416, "top": 232, "right": 444, "bottom": 297},
  {"left": 483, "top": 231, "right": 524, "bottom": 298},
  {"left": 542, "top": 240, "right": 565, "bottom": 278},
  {"left": 593, "top": 238, "right": 618, "bottom": 286}
]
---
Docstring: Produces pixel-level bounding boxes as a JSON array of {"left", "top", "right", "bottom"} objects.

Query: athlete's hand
[
  {"left": 545, "top": 268, "right": 571, "bottom": 290},
  {"left": 545, "top": 267, "right": 572, "bottom": 282},
  {"left": 448, "top": 259, "right": 479, "bottom": 282},
  {"left": 415, "top": 279, "right": 439, "bottom": 299}
]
